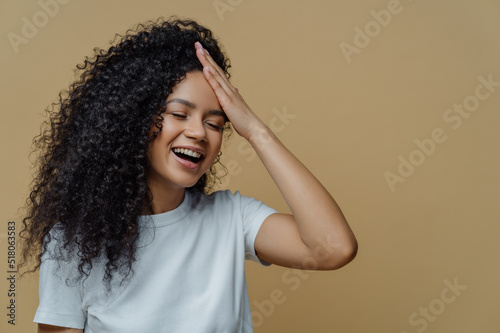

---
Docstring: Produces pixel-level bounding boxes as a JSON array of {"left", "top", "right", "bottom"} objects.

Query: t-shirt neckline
[{"left": 139, "top": 190, "right": 192, "bottom": 227}]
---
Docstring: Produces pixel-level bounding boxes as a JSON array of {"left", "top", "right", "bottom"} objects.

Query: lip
[{"left": 171, "top": 145, "right": 205, "bottom": 170}]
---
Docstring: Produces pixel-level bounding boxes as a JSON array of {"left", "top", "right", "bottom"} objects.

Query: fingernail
[{"left": 195, "top": 41, "right": 202, "bottom": 49}]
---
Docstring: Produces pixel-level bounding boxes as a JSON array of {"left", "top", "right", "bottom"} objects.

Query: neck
[{"left": 147, "top": 185, "right": 186, "bottom": 215}]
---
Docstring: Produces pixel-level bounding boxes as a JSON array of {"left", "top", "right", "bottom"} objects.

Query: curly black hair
[{"left": 20, "top": 17, "right": 231, "bottom": 285}]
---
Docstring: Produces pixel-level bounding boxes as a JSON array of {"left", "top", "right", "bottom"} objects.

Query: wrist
[{"left": 247, "top": 122, "right": 275, "bottom": 149}]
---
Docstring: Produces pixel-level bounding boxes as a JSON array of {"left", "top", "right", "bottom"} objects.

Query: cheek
[
  {"left": 147, "top": 131, "right": 170, "bottom": 161},
  {"left": 204, "top": 134, "right": 223, "bottom": 163},
  {"left": 146, "top": 143, "right": 160, "bottom": 167},
  {"left": 212, "top": 133, "right": 223, "bottom": 151}
]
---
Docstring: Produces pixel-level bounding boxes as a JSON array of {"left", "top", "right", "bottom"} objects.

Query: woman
[{"left": 21, "top": 17, "right": 357, "bottom": 333}]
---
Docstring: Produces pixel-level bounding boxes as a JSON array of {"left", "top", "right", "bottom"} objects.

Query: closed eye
[
  {"left": 207, "top": 122, "right": 224, "bottom": 131},
  {"left": 171, "top": 113, "right": 187, "bottom": 119}
]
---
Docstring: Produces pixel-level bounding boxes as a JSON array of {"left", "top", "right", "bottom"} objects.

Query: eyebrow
[{"left": 166, "top": 98, "right": 228, "bottom": 121}]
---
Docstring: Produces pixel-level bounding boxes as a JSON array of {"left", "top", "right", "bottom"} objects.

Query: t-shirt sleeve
[
  {"left": 233, "top": 191, "right": 278, "bottom": 265},
  {"left": 34, "top": 231, "right": 86, "bottom": 329}
]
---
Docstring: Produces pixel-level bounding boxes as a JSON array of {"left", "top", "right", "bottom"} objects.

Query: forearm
[
  {"left": 248, "top": 121, "right": 358, "bottom": 259},
  {"left": 193, "top": 42, "right": 356, "bottom": 266}
]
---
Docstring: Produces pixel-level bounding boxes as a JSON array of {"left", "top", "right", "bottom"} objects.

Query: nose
[{"left": 183, "top": 117, "right": 207, "bottom": 141}]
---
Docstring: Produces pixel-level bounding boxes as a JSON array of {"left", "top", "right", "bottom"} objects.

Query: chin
[{"left": 177, "top": 176, "right": 204, "bottom": 189}]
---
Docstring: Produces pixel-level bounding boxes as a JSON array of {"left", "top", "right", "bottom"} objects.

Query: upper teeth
[{"left": 173, "top": 148, "right": 201, "bottom": 158}]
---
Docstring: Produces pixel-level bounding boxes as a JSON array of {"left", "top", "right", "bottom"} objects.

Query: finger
[
  {"left": 202, "top": 66, "right": 235, "bottom": 107},
  {"left": 194, "top": 43, "right": 232, "bottom": 88},
  {"left": 194, "top": 43, "right": 241, "bottom": 106},
  {"left": 195, "top": 44, "right": 210, "bottom": 68},
  {"left": 194, "top": 47, "right": 224, "bottom": 85},
  {"left": 196, "top": 55, "right": 236, "bottom": 98},
  {"left": 194, "top": 42, "right": 227, "bottom": 79}
]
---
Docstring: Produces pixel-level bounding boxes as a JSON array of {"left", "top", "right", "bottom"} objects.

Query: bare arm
[
  {"left": 195, "top": 42, "right": 358, "bottom": 270},
  {"left": 249, "top": 127, "right": 357, "bottom": 270},
  {"left": 38, "top": 324, "right": 83, "bottom": 333}
]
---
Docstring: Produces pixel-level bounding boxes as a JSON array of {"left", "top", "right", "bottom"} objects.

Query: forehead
[{"left": 167, "top": 71, "right": 220, "bottom": 108}]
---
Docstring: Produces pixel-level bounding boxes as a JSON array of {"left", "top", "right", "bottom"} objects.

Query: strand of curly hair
[{"left": 20, "top": 17, "right": 231, "bottom": 286}]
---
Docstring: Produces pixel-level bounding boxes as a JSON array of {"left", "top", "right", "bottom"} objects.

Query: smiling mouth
[{"left": 172, "top": 148, "right": 204, "bottom": 163}]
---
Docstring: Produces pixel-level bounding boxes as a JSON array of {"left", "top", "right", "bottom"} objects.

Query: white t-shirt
[{"left": 34, "top": 189, "right": 277, "bottom": 332}]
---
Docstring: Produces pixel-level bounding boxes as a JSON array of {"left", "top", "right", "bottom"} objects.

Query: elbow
[
  {"left": 321, "top": 239, "right": 358, "bottom": 270},
  {"left": 340, "top": 239, "right": 358, "bottom": 267}
]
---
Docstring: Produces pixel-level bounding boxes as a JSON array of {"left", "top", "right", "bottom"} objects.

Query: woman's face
[{"left": 147, "top": 71, "right": 225, "bottom": 192}]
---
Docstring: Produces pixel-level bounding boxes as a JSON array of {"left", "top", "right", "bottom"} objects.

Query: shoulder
[
  {"left": 201, "top": 189, "right": 277, "bottom": 219},
  {"left": 42, "top": 223, "right": 69, "bottom": 258},
  {"left": 189, "top": 189, "right": 267, "bottom": 215},
  {"left": 207, "top": 189, "right": 241, "bottom": 198},
  {"left": 189, "top": 189, "right": 243, "bottom": 207},
  {"left": 203, "top": 189, "right": 266, "bottom": 210},
  {"left": 187, "top": 190, "right": 239, "bottom": 216},
  {"left": 210, "top": 189, "right": 243, "bottom": 201}
]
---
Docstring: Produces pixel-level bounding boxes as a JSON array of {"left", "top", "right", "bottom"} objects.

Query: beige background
[{"left": 1, "top": 0, "right": 499, "bottom": 332}]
